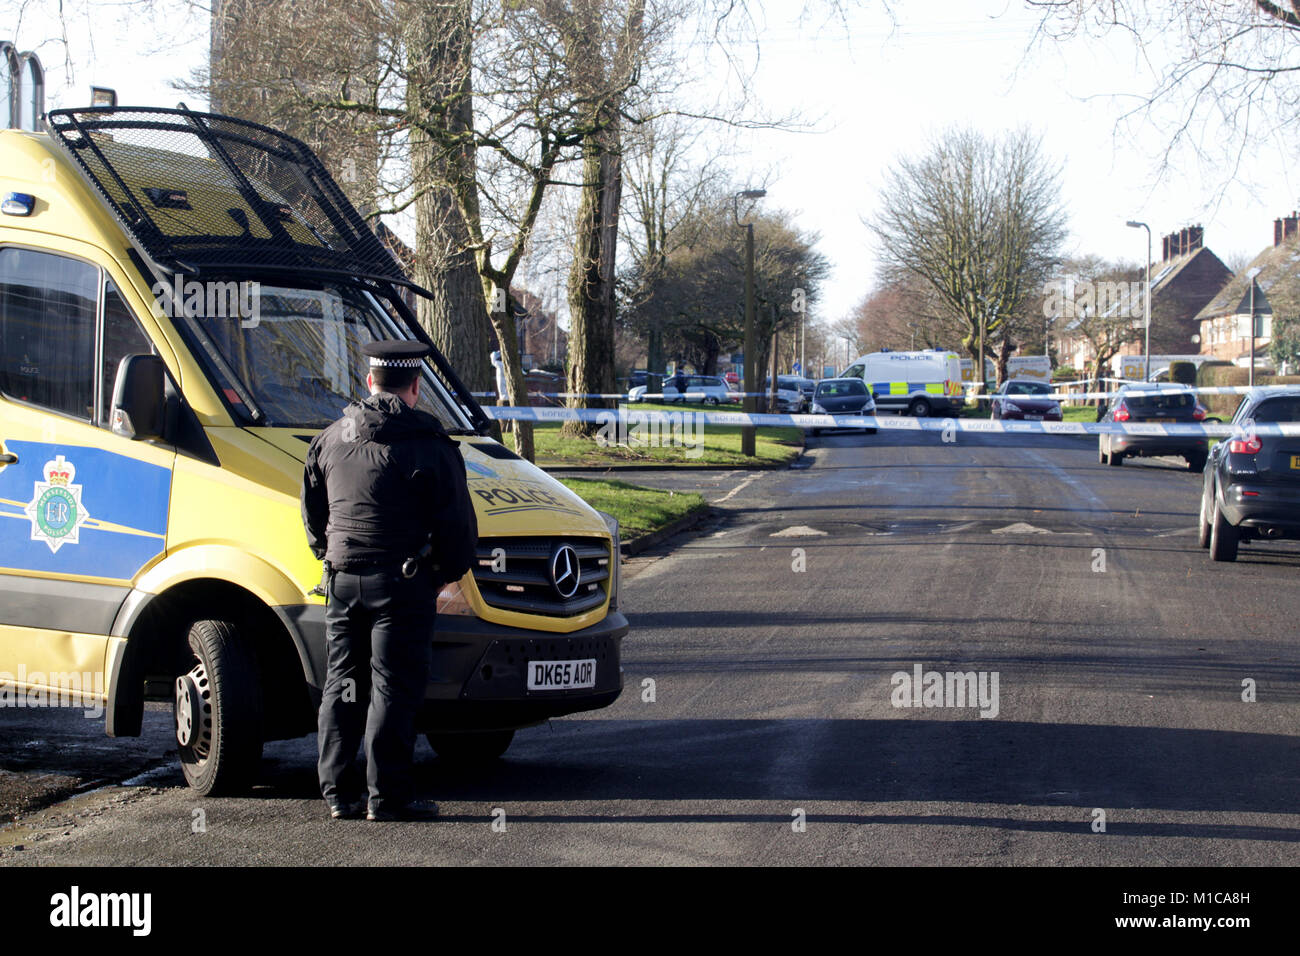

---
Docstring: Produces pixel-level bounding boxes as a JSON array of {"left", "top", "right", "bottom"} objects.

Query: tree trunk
[
  {"left": 563, "top": 125, "right": 622, "bottom": 438},
  {"left": 405, "top": 0, "right": 491, "bottom": 392},
  {"left": 995, "top": 335, "right": 1014, "bottom": 387}
]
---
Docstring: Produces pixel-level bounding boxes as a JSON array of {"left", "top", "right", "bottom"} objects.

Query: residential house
[
  {"left": 1055, "top": 225, "right": 1233, "bottom": 375},
  {"left": 1196, "top": 213, "right": 1300, "bottom": 371}
]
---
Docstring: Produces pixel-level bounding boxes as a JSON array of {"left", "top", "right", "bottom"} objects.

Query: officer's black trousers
[{"left": 318, "top": 567, "right": 435, "bottom": 811}]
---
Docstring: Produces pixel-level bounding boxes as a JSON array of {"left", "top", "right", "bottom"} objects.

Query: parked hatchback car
[
  {"left": 663, "top": 374, "right": 730, "bottom": 405},
  {"left": 808, "top": 378, "right": 877, "bottom": 435},
  {"left": 1098, "top": 383, "right": 1209, "bottom": 471},
  {"left": 1198, "top": 387, "right": 1300, "bottom": 561},
  {"left": 991, "top": 379, "right": 1061, "bottom": 421}
]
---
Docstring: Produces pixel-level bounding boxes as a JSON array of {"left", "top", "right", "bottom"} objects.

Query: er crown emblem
[{"left": 25, "top": 454, "right": 91, "bottom": 553}]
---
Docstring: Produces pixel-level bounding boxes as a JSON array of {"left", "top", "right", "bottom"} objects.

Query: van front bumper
[{"left": 289, "top": 606, "right": 627, "bottom": 731}]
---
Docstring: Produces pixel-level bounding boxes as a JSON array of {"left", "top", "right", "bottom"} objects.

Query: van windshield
[{"left": 171, "top": 280, "right": 473, "bottom": 430}]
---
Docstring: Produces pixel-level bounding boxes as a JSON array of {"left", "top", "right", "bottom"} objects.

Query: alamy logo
[
  {"left": 49, "top": 886, "right": 151, "bottom": 936},
  {"left": 890, "top": 663, "right": 1000, "bottom": 718},
  {"left": 0, "top": 666, "right": 105, "bottom": 718},
  {"left": 1042, "top": 278, "right": 1145, "bottom": 321},
  {"left": 151, "top": 276, "right": 261, "bottom": 328},
  {"left": 594, "top": 408, "right": 703, "bottom": 458}
]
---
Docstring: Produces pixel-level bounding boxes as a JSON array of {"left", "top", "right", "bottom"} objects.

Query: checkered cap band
[{"left": 368, "top": 357, "right": 422, "bottom": 368}]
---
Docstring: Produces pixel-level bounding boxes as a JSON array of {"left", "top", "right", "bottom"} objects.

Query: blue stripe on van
[{"left": 0, "top": 441, "right": 170, "bottom": 581}]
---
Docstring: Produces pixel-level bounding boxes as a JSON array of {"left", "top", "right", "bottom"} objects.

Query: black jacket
[{"left": 301, "top": 392, "right": 477, "bottom": 582}]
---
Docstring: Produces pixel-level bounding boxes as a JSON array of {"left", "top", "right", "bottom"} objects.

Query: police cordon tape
[
  {"left": 475, "top": 382, "right": 1293, "bottom": 402},
  {"left": 481, "top": 404, "right": 1300, "bottom": 437}
]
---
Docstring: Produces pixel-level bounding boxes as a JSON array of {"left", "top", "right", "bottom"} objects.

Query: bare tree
[
  {"left": 620, "top": 111, "right": 735, "bottom": 380},
  {"left": 868, "top": 126, "right": 1066, "bottom": 392},
  {"left": 1025, "top": 1, "right": 1300, "bottom": 183},
  {"left": 850, "top": 270, "right": 967, "bottom": 353},
  {"left": 552, "top": 0, "right": 649, "bottom": 438},
  {"left": 1046, "top": 255, "right": 1143, "bottom": 399}
]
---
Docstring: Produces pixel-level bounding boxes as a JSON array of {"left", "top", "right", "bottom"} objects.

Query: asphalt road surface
[{"left": 3, "top": 428, "right": 1298, "bottom": 865}]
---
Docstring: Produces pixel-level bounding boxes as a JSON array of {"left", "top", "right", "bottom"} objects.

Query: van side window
[
  {"left": 0, "top": 248, "right": 98, "bottom": 420},
  {"left": 99, "top": 280, "right": 155, "bottom": 426},
  {"left": 844, "top": 363, "right": 865, "bottom": 379}
]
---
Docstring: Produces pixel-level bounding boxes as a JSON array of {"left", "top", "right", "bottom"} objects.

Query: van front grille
[{"left": 472, "top": 536, "right": 609, "bottom": 617}]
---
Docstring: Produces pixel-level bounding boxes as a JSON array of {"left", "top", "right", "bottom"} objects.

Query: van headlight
[{"left": 596, "top": 509, "right": 620, "bottom": 611}]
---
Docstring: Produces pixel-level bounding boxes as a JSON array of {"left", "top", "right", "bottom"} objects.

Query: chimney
[
  {"left": 1286, "top": 211, "right": 1299, "bottom": 242},
  {"left": 1189, "top": 225, "right": 1203, "bottom": 252},
  {"left": 1162, "top": 235, "right": 1170, "bottom": 261},
  {"left": 1275, "top": 218, "right": 1284, "bottom": 246}
]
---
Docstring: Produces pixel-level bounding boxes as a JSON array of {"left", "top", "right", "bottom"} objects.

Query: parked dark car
[
  {"left": 1098, "top": 383, "right": 1209, "bottom": 471},
  {"left": 990, "top": 379, "right": 1061, "bottom": 421},
  {"left": 1198, "top": 387, "right": 1300, "bottom": 561},
  {"left": 808, "top": 378, "right": 877, "bottom": 435}
]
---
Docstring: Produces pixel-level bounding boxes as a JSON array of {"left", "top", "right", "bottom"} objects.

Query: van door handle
[{"left": 0, "top": 453, "right": 16, "bottom": 464}]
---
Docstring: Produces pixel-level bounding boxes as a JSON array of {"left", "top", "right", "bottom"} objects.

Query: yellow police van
[{"left": 0, "top": 107, "right": 626, "bottom": 794}]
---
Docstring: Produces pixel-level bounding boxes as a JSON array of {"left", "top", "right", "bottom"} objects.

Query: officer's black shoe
[
  {"left": 327, "top": 799, "right": 365, "bottom": 820},
  {"left": 366, "top": 799, "right": 439, "bottom": 822}
]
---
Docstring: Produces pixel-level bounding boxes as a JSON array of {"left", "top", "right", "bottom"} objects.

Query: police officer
[{"left": 301, "top": 340, "right": 477, "bottom": 821}]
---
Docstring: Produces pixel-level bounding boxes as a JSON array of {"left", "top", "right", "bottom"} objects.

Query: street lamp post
[
  {"left": 735, "top": 189, "right": 766, "bottom": 456},
  {"left": 1126, "top": 220, "right": 1152, "bottom": 381},
  {"left": 1246, "top": 266, "right": 1262, "bottom": 388}
]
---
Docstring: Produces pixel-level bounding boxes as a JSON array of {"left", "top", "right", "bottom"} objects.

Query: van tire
[
  {"left": 175, "top": 618, "right": 263, "bottom": 796},
  {"left": 427, "top": 730, "right": 515, "bottom": 763},
  {"left": 908, "top": 398, "right": 932, "bottom": 418}
]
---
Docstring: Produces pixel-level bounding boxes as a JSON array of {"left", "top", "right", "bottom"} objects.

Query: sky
[{"left": 7, "top": 0, "right": 1298, "bottom": 329}]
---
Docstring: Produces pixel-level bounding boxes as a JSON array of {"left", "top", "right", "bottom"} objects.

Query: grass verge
[{"left": 527, "top": 402, "right": 802, "bottom": 468}]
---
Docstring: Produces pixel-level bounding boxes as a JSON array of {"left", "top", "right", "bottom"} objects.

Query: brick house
[
  {"left": 1114, "top": 225, "right": 1234, "bottom": 357},
  {"left": 1055, "top": 225, "right": 1233, "bottom": 373},
  {"left": 1196, "top": 213, "right": 1300, "bottom": 371}
]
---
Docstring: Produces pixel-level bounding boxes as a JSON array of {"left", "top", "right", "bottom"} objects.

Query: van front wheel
[{"left": 175, "top": 618, "right": 264, "bottom": 796}]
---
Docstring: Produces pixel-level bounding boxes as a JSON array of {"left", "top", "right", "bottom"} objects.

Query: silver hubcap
[{"left": 175, "top": 663, "right": 213, "bottom": 757}]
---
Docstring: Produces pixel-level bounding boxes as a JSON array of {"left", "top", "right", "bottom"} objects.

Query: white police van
[{"left": 842, "top": 350, "right": 964, "bottom": 417}]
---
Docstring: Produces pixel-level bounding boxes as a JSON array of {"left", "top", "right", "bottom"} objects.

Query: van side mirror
[{"left": 111, "top": 354, "right": 165, "bottom": 440}]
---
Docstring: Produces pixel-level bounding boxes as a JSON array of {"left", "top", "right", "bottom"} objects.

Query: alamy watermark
[
  {"left": 890, "top": 663, "right": 1000, "bottom": 718},
  {"left": 595, "top": 407, "right": 704, "bottom": 459},
  {"left": 1042, "top": 278, "right": 1145, "bottom": 321},
  {"left": 151, "top": 276, "right": 261, "bottom": 328},
  {"left": 0, "top": 667, "right": 105, "bottom": 718}
]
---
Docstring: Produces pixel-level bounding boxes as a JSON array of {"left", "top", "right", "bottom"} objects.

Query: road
[{"left": 3, "top": 428, "right": 1298, "bottom": 865}]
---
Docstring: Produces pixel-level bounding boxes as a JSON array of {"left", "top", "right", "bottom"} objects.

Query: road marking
[
  {"left": 770, "top": 526, "right": 828, "bottom": 537},
  {"left": 715, "top": 473, "right": 761, "bottom": 504},
  {"left": 991, "top": 522, "right": 1053, "bottom": 535}
]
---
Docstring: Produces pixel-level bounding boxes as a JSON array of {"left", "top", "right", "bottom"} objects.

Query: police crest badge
[{"left": 25, "top": 454, "right": 92, "bottom": 553}]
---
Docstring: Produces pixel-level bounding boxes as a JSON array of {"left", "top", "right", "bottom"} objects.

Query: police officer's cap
[{"left": 362, "top": 340, "right": 430, "bottom": 369}]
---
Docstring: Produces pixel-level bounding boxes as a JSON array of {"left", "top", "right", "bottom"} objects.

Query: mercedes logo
[{"left": 549, "top": 543, "right": 581, "bottom": 599}]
